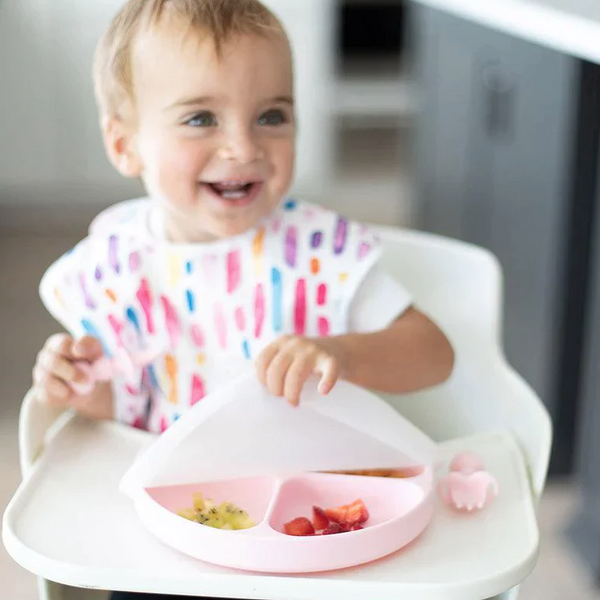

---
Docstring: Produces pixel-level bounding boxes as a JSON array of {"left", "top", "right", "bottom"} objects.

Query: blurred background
[{"left": 2, "top": 0, "right": 600, "bottom": 598}]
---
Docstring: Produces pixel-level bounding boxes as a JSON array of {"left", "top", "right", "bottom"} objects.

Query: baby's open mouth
[{"left": 204, "top": 181, "right": 260, "bottom": 201}]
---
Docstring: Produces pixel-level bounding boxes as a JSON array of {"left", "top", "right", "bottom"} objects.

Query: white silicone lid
[{"left": 120, "top": 373, "right": 438, "bottom": 496}]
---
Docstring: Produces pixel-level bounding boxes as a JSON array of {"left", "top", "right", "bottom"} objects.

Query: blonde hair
[{"left": 93, "top": 0, "right": 285, "bottom": 119}]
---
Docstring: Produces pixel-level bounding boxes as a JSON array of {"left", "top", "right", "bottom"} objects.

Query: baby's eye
[
  {"left": 257, "top": 109, "right": 287, "bottom": 127},
  {"left": 185, "top": 112, "right": 217, "bottom": 128}
]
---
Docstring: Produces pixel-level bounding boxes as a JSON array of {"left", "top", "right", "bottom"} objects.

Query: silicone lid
[{"left": 120, "top": 373, "right": 438, "bottom": 496}]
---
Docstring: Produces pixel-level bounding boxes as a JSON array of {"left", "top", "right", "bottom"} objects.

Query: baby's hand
[
  {"left": 32, "top": 334, "right": 113, "bottom": 420},
  {"left": 256, "top": 336, "right": 343, "bottom": 407}
]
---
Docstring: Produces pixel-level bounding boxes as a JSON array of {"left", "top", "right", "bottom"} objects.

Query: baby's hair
[{"left": 93, "top": 0, "right": 285, "bottom": 120}]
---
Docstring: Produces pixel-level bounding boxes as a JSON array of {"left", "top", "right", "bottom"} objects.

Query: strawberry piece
[
  {"left": 345, "top": 499, "right": 369, "bottom": 525},
  {"left": 324, "top": 506, "right": 348, "bottom": 524},
  {"left": 350, "top": 524, "right": 364, "bottom": 531},
  {"left": 322, "top": 522, "right": 344, "bottom": 535},
  {"left": 325, "top": 499, "right": 369, "bottom": 525},
  {"left": 312, "top": 506, "right": 329, "bottom": 530},
  {"left": 284, "top": 517, "right": 315, "bottom": 536}
]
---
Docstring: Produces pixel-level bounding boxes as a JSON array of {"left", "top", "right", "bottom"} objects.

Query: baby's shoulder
[
  {"left": 88, "top": 197, "right": 152, "bottom": 238},
  {"left": 41, "top": 200, "right": 154, "bottom": 301}
]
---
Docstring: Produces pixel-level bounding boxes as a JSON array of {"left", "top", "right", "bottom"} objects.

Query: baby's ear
[{"left": 102, "top": 116, "right": 143, "bottom": 178}]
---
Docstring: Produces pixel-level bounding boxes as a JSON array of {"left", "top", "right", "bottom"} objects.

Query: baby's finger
[
  {"left": 316, "top": 355, "right": 341, "bottom": 396},
  {"left": 255, "top": 342, "right": 282, "bottom": 385},
  {"left": 35, "top": 376, "right": 71, "bottom": 407},
  {"left": 72, "top": 335, "right": 104, "bottom": 361},
  {"left": 284, "top": 358, "right": 314, "bottom": 407},
  {"left": 39, "top": 351, "right": 85, "bottom": 383},
  {"left": 44, "top": 333, "right": 74, "bottom": 358},
  {"left": 265, "top": 351, "right": 294, "bottom": 398},
  {"left": 32, "top": 363, "right": 47, "bottom": 386}
]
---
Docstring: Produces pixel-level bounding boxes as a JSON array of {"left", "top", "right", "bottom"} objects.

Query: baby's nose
[{"left": 219, "top": 129, "right": 263, "bottom": 164}]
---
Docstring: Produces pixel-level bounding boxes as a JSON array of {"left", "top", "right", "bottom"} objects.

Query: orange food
[{"left": 325, "top": 467, "right": 425, "bottom": 479}]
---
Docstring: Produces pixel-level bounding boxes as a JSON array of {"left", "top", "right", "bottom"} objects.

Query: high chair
[{"left": 7, "top": 223, "right": 551, "bottom": 600}]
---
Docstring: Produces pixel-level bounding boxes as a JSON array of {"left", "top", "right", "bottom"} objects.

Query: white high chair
[{"left": 14, "top": 225, "right": 551, "bottom": 600}]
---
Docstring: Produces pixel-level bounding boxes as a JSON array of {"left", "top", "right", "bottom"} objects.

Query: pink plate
[{"left": 139, "top": 471, "right": 434, "bottom": 573}]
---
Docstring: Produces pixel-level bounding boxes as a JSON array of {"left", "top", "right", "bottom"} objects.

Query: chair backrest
[{"left": 374, "top": 225, "right": 552, "bottom": 499}]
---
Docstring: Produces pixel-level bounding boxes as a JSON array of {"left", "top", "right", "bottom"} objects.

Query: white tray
[{"left": 3, "top": 415, "right": 539, "bottom": 600}]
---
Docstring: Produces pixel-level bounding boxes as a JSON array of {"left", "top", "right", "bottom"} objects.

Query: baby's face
[{"left": 129, "top": 19, "right": 295, "bottom": 241}]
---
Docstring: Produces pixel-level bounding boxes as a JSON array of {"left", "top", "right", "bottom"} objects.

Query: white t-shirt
[{"left": 40, "top": 198, "right": 412, "bottom": 432}]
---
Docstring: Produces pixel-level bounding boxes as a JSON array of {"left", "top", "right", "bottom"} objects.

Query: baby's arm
[
  {"left": 323, "top": 307, "right": 454, "bottom": 392},
  {"left": 256, "top": 308, "right": 454, "bottom": 406},
  {"left": 32, "top": 334, "right": 114, "bottom": 420}
]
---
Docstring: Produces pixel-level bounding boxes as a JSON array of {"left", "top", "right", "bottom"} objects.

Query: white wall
[
  {"left": 0, "top": 0, "right": 143, "bottom": 204},
  {"left": 0, "top": 0, "right": 335, "bottom": 206}
]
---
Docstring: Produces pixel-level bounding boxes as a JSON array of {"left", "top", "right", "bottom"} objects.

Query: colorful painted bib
[{"left": 40, "top": 198, "right": 382, "bottom": 432}]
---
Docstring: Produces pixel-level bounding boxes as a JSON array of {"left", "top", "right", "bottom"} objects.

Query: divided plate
[
  {"left": 122, "top": 375, "right": 438, "bottom": 572},
  {"left": 138, "top": 470, "right": 434, "bottom": 573}
]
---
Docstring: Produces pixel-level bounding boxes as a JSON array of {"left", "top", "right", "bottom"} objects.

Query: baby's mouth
[{"left": 204, "top": 181, "right": 260, "bottom": 201}]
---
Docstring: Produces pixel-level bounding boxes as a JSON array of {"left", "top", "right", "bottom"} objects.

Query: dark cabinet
[
  {"left": 412, "top": 6, "right": 582, "bottom": 472},
  {"left": 569, "top": 71, "right": 600, "bottom": 575}
]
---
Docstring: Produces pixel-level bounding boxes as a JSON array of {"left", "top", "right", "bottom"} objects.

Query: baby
[
  {"left": 33, "top": 0, "right": 452, "bottom": 525},
  {"left": 33, "top": 0, "right": 455, "bottom": 428},
  {"left": 32, "top": 2, "right": 453, "bottom": 596}
]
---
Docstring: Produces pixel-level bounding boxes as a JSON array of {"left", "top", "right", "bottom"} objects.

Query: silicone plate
[{"left": 140, "top": 470, "right": 434, "bottom": 573}]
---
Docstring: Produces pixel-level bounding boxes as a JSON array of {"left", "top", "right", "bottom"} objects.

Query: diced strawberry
[
  {"left": 345, "top": 499, "right": 369, "bottom": 525},
  {"left": 312, "top": 506, "right": 329, "bottom": 530},
  {"left": 284, "top": 517, "right": 315, "bottom": 536},
  {"left": 324, "top": 506, "right": 348, "bottom": 524},
  {"left": 321, "top": 522, "right": 344, "bottom": 535},
  {"left": 325, "top": 499, "right": 369, "bottom": 525},
  {"left": 350, "top": 524, "right": 364, "bottom": 531}
]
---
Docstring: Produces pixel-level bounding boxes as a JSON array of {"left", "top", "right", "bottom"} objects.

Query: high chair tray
[{"left": 3, "top": 414, "right": 539, "bottom": 600}]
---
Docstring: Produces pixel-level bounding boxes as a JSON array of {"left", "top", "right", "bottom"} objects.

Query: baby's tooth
[{"left": 222, "top": 190, "right": 246, "bottom": 199}]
